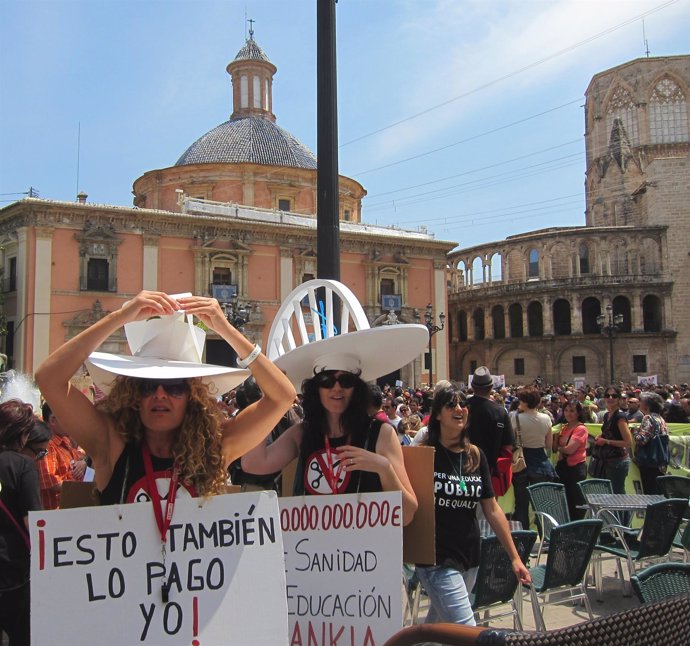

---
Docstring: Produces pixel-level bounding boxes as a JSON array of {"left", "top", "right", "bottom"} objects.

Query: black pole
[
  {"left": 428, "top": 336, "right": 433, "bottom": 386},
  {"left": 609, "top": 331, "right": 615, "bottom": 384},
  {"left": 316, "top": 0, "right": 340, "bottom": 280}
]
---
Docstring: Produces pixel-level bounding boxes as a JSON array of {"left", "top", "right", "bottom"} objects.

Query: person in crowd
[
  {"left": 408, "top": 397, "right": 421, "bottom": 418},
  {"left": 368, "top": 384, "right": 389, "bottom": 424},
  {"left": 36, "top": 402, "right": 88, "bottom": 509},
  {"left": 592, "top": 386, "right": 633, "bottom": 497},
  {"left": 34, "top": 290, "right": 296, "bottom": 505},
  {"left": 415, "top": 386, "right": 530, "bottom": 626},
  {"left": 509, "top": 386, "right": 557, "bottom": 530},
  {"left": 554, "top": 400, "right": 588, "bottom": 520},
  {"left": 383, "top": 396, "right": 402, "bottom": 431},
  {"left": 576, "top": 388, "right": 598, "bottom": 423},
  {"left": 537, "top": 396, "right": 555, "bottom": 424},
  {"left": 401, "top": 414, "right": 422, "bottom": 439},
  {"left": 466, "top": 367, "right": 514, "bottom": 472},
  {"left": 633, "top": 392, "right": 669, "bottom": 494},
  {"left": 0, "top": 399, "right": 42, "bottom": 646},
  {"left": 625, "top": 397, "right": 644, "bottom": 423},
  {"left": 19, "top": 419, "right": 52, "bottom": 463},
  {"left": 242, "top": 362, "right": 418, "bottom": 524},
  {"left": 664, "top": 395, "right": 689, "bottom": 423}
]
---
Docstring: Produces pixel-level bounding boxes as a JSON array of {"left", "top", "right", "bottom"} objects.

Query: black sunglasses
[
  {"left": 444, "top": 399, "right": 467, "bottom": 409},
  {"left": 316, "top": 372, "right": 358, "bottom": 389},
  {"left": 605, "top": 393, "right": 619, "bottom": 399},
  {"left": 28, "top": 446, "right": 48, "bottom": 460},
  {"left": 139, "top": 379, "right": 190, "bottom": 398}
]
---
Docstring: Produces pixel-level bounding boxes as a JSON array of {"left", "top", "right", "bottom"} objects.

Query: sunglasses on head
[
  {"left": 139, "top": 379, "right": 190, "bottom": 398},
  {"left": 315, "top": 372, "right": 358, "bottom": 389}
]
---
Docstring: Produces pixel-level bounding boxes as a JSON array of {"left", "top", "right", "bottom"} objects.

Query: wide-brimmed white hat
[
  {"left": 85, "top": 293, "right": 250, "bottom": 395},
  {"left": 267, "top": 280, "right": 430, "bottom": 388}
]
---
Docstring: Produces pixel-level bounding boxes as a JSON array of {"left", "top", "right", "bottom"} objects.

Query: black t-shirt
[
  {"left": 424, "top": 445, "right": 494, "bottom": 572},
  {"left": 0, "top": 451, "right": 42, "bottom": 591},
  {"left": 600, "top": 410, "right": 629, "bottom": 460},
  {"left": 466, "top": 396, "right": 514, "bottom": 469}
]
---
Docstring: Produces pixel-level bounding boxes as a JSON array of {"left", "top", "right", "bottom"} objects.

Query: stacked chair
[{"left": 631, "top": 562, "right": 690, "bottom": 603}]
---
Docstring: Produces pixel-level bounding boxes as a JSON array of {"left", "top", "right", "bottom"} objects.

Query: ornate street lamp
[
  {"left": 222, "top": 295, "right": 252, "bottom": 333},
  {"left": 416, "top": 303, "right": 445, "bottom": 386},
  {"left": 596, "top": 303, "right": 623, "bottom": 383}
]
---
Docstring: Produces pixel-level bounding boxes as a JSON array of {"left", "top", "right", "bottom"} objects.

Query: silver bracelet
[{"left": 236, "top": 344, "right": 261, "bottom": 369}]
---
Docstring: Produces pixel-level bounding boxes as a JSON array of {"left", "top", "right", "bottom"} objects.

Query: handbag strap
[
  {"left": 514, "top": 412, "right": 523, "bottom": 448},
  {"left": 0, "top": 496, "right": 31, "bottom": 551}
]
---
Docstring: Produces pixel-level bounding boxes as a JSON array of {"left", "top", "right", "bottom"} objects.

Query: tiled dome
[{"left": 175, "top": 116, "right": 317, "bottom": 169}]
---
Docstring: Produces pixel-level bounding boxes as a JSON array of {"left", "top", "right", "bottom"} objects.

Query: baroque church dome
[{"left": 175, "top": 33, "right": 316, "bottom": 170}]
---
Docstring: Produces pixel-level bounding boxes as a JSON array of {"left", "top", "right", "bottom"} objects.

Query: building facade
[
  {"left": 448, "top": 55, "right": 689, "bottom": 386},
  {"left": 0, "top": 34, "right": 453, "bottom": 387}
]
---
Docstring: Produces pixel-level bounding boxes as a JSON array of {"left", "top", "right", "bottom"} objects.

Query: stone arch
[
  {"left": 473, "top": 307, "right": 485, "bottom": 340},
  {"left": 581, "top": 296, "right": 602, "bottom": 334},
  {"left": 528, "top": 248, "right": 539, "bottom": 278},
  {"left": 489, "top": 252, "right": 502, "bottom": 283},
  {"left": 642, "top": 294, "right": 662, "bottom": 332},
  {"left": 506, "top": 249, "right": 523, "bottom": 282},
  {"left": 554, "top": 342, "right": 604, "bottom": 384},
  {"left": 550, "top": 241, "right": 570, "bottom": 279},
  {"left": 647, "top": 73, "right": 689, "bottom": 144},
  {"left": 553, "top": 298, "right": 572, "bottom": 335},
  {"left": 509, "top": 303, "right": 523, "bottom": 338},
  {"left": 640, "top": 236, "right": 661, "bottom": 275},
  {"left": 493, "top": 346, "right": 545, "bottom": 384},
  {"left": 492, "top": 304, "right": 505, "bottom": 339},
  {"left": 458, "top": 310, "right": 468, "bottom": 341},
  {"left": 471, "top": 256, "right": 484, "bottom": 285},
  {"left": 603, "top": 81, "right": 639, "bottom": 146},
  {"left": 612, "top": 295, "right": 632, "bottom": 333},
  {"left": 527, "top": 301, "right": 543, "bottom": 337},
  {"left": 578, "top": 240, "right": 592, "bottom": 275}
]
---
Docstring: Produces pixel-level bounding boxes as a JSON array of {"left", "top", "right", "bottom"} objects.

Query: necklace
[{"left": 440, "top": 444, "right": 467, "bottom": 493}]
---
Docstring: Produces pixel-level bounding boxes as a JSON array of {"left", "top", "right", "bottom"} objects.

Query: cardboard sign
[
  {"left": 30, "top": 492, "right": 288, "bottom": 645},
  {"left": 280, "top": 492, "right": 403, "bottom": 646},
  {"left": 401, "top": 446, "right": 435, "bottom": 565}
]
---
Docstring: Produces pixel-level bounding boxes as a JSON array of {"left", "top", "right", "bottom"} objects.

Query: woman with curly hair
[
  {"left": 1, "top": 399, "right": 41, "bottom": 646},
  {"left": 35, "top": 290, "right": 296, "bottom": 504},
  {"left": 415, "top": 385, "right": 530, "bottom": 626},
  {"left": 241, "top": 364, "right": 418, "bottom": 525}
]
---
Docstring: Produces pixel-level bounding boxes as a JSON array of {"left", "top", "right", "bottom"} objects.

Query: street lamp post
[
  {"left": 418, "top": 303, "right": 445, "bottom": 386},
  {"left": 596, "top": 303, "right": 623, "bottom": 384},
  {"left": 221, "top": 295, "right": 252, "bottom": 333}
]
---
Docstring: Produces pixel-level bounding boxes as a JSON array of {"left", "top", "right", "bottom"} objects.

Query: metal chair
[
  {"left": 593, "top": 498, "right": 688, "bottom": 599},
  {"left": 657, "top": 475, "right": 690, "bottom": 561},
  {"left": 470, "top": 530, "right": 537, "bottom": 629},
  {"left": 631, "top": 562, "right": 690, "bottom": 603},
  {"left": 526, "top": 482, "right": 570, "bottom": 562},
  {"left": 522, "top": 518, "right": 603, "bottom": 631}
]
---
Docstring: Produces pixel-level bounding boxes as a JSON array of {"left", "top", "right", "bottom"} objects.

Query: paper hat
[
  {"left": 267, "top": 280, "right": 430, "bottom": 388},
  {"left": 85, "top": 294, "right": 250, "bottom": 395}
]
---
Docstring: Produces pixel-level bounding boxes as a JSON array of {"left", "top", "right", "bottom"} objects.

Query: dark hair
[
  {"left": 235, "top": 377, "right": 262, "bottom": 410},
  {"left": 299, "top": 370, "right": 371, "bottom": 462},
  {"left": 517, "top": 386, "right": 541, "bottom": 409},
  {"left": 0, "top": 399, "right": 35, "bottom": 450},
  {"left": 640, "top": 392, "right": 664, "bottom": 414},
  {"left": 41, "top": 401, "right": 53, "bottom": 422},
  {"left": 27, "top": 419, "right": 52, "bottom": 444},
  {"left": 369, "top": 384, "right": 383, "bottom": 408},
  {"left": 424, "top": 386, "right": 479, "bottom": 471},
  {"left": 604, "top": 385, "right": 621, "bottom": 398},
  {"left": 563, "top": 399, "right": 586, "bottom": 423}
]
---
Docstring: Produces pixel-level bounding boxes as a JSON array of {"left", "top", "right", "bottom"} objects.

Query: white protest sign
[
  {"left": 280, "top": 492, "right": 403, "bottom": 646},
  {"left": 30, "top": 492, "right": 288, "bottom": 646},
  {"left": 638, "top": 374, "right": 658, "bottom": 386}
]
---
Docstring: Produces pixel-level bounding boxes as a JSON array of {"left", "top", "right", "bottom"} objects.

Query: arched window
[
  {"left": 612, "top": 296, "right": 632, "bottom": 333},
  {"left": 509, "top": 303, "right": 523, "bottom": 338},
  {"left": 527, "top": 301, "right": 543, "bottom": 337},
  {"left": 553, "top": 299, "right": 571, "bottom": 335},
  {"left": 528, "top": 249, "right": 539, "bottom": 278},
  {"left": 579, "top": 243, "right": 590, "bottom": 274},
  {"left": 472, "top": 256, "right": 484, "bottom": 285},
  {"left": 581, "top": 297, "right": 602, "bottom": 334},
  {"left": 473, "top": 308, "right": 485, "bottom": 341},
  {"left": 642, "top": 295, "right": 662, "bottom": 332},
  {"left": 649, "top": 77, "right": 689, "bottom": 144},
  {"left": 492, "top": 305, "right": 505, "bottom": 339},
  {"left": 606, "top": 86, "right": 639, "bottom": 145},
  {"left": 458, "top": 311, "right": 468, "bottom": 342},
  {"left": 240, "top": 75, "right": 249, "bottom": 108}
]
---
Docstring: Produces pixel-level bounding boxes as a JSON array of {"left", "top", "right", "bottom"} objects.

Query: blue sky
[{"left": 1, "top": 0, "right": 688, "bottom": 250}]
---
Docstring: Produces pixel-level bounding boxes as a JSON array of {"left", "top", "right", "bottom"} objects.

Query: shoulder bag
[
  {"left": 0, "top": 495, "right": 31, "bottom": 552},
  {"left": 512, "top": 413, "right": 527, "bottom": 473},
  {"left": 634, "top": 414, "right": 670, "bottom": 468}
]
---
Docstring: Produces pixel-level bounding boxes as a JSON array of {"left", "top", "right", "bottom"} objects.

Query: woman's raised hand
[
  {"left": 121, "top": 290, "right": 180, "bottom": 322},
  {"left": 176, "top": 295, "right": 229, "bottom": 331}
]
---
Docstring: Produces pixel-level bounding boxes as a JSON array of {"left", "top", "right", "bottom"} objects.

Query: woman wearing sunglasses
[
  {"left": 415, "top": 385, "right": 530, "bottom": 626},
  {"left": 0, "top": 399, "right": 41, "bottom": 646},
  {"left": 35, "top": 290, "right": 296, "bottom": 505},
  {"left": 241, "top": 363, "right": 418, "bottom": 525}
]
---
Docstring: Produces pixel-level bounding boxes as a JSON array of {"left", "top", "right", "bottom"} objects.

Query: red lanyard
[
  {"left": 323, "top": 435, "right": 347, "bottom": 493},
  {"left": 142, "top": 443, "right": 180, "bottom": 544}
]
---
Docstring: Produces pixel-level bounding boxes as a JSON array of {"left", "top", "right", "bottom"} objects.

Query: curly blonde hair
[{"left": 96, "top": 376, "right": 228, "bottom": 495}]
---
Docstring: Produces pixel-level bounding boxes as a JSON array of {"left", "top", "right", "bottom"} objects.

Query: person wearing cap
[
  {"left": 35, "top": 290, "right": 296, "bottom": 505},
  {"left": 414, "top": 385, "right": 530, "bottom": 626},
  {"left": 466, "top": 367, "right": 514, "bottom": 473}
]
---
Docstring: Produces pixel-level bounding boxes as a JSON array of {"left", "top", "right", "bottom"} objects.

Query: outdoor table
[{"left": 585, "top": 493, "right": 666, "bottom": 516}]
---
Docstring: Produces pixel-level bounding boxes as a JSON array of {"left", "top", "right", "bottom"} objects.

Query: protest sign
[
  {"left": 638, "top": 374, "right": 658, "bottom": 386},
  {"left": 30, "top": 491, "right": 288, "bottom": 645},
  {"left": 280, "top": 492, "right": 403, "bottom": 646}
]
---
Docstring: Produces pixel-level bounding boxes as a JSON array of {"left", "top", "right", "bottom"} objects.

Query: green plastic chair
[
  {"left": 527, "top": 482, "right": 570, "bottom": 562},
  {"left": 631, "top": 562, "right": 690, "bottom": 603}
]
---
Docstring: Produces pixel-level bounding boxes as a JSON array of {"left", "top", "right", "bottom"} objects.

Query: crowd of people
[{"left": 1, "top": 288, "right": 689, "bottom": 643}]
